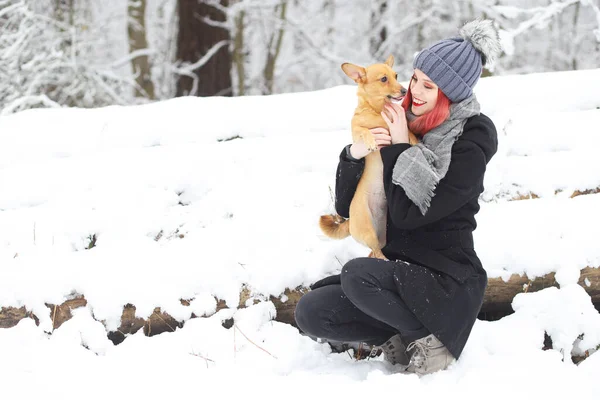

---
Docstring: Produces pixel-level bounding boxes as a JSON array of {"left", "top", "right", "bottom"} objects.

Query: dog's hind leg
[
  {"left": 368, "top": 249, "right": 387, "bottom": 259},
  {"left": 349, "top": 207, "right": 385, "bottom": 260}
]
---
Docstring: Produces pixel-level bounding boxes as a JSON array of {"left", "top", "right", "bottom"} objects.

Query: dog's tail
[{"left": 319, "top": 214, "right": 350, "bottom": 239}]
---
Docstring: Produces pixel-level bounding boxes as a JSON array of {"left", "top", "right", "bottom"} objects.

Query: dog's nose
[{"left": 401, "top": 87, "right": 407, "bottom": 96}]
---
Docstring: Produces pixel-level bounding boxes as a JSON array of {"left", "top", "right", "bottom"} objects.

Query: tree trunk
[
  {"left": 53, "top": 0, "right": 74, "bottom": 26},
  {"left": 369, "top": 0, "right": 387, "bottom": 59},
  {"left": 176, "top": 0, "right": 232, "bottom": 97},
  {"left": 232, "top": 8, "right": 245, "bottom": 96},
  {"left": 571, "top": 2, "right": 580, "bottom": 70},
  {"left": 262, "top": 0, "right": 287, "bottom": 95},
  {"left": 52, "top": 0, "right": 75, "bottom": 57},
  {"left": 127, "top": 0, "right": 155, "bottom": 99}
]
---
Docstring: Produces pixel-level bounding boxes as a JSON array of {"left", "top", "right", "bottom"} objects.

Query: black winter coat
[{"left": 333, "top": 113, "right": 498, "bottom": 359}]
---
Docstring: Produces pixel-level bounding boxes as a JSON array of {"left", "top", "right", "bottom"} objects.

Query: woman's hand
[
  {"left": 349, "top": 130, "right": 392, "bottom": 159},
  {"left": 381, "top": 103, "right": 410, "bottom": 145}
]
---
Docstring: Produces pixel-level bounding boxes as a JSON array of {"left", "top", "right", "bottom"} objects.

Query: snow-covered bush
[{"left": 0, "top": 0, "right": 142, "bottom": 115}]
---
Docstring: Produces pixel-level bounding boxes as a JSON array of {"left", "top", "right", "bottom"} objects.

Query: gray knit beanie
[{"left": 413, "top": 19, "right": 502, "bottom": 102}]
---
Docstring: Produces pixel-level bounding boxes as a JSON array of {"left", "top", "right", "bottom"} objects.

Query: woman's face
[{"left": 409, "top": 68, "right": 439, "bottom": 116}]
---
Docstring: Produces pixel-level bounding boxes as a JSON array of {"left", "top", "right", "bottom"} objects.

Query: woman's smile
[{"left": 412, "top": 97, "right": 426, "bottom": 108}]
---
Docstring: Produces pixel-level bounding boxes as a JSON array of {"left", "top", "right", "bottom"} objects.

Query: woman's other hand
[{"left": 382, "top": 103, "right": 410, "bottom": 145}]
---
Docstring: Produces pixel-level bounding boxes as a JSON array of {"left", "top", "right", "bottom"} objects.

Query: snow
[{"left": 1, "top": 68, "right": 600, "bottom": 398}]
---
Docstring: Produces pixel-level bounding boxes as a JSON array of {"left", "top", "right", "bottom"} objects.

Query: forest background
[{"left": 1, "top": 0, "right": 599, "bottom": 115}]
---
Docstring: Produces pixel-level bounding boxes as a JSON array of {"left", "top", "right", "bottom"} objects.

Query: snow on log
[{"left": 1, "top": 267, "right": 598, "bottom": 340}]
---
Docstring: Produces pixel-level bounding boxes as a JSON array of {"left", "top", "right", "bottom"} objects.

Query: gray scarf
[{"left": 392, "top": 95, "right": 481, "bottom": 215}]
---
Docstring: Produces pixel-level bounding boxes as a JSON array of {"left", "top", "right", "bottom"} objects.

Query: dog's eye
[
  {"left": 381, "top": 76, "right": 387, "bottom": 83},
  {"left": 395, "top": 74, "right": 398, "bottom": 80}
]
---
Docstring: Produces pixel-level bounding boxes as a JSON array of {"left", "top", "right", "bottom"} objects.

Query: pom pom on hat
[{"left": 459, "top": 19, "right": 503, "bottom": 66}]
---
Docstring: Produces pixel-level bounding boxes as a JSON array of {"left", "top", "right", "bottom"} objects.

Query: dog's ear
[
  {"left": 341, "top": 63, "right": 366, "bottom": 83},
  {"left": 384, "top": 55, "right": 394, "bottom": 68}
]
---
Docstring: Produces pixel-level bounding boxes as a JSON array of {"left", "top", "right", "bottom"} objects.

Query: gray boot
[
  {"left": 373, "top": 334, "right": 412, "bottom": 368},
  {"left": 405, "top": 334, "right": 456, "bottom": 376}
]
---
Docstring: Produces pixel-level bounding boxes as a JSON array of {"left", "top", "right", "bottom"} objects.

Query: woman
[{"left": 294, "top": 19, "right": 502, "bottom": 376}]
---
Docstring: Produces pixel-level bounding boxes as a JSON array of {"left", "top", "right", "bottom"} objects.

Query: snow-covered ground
[{"left": 1, "top": 69, "right": 600, "bottom": 399}]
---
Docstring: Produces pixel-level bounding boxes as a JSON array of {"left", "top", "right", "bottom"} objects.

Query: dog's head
[{"left": 341, "top": 55, "right": 406, "bottom": 104}]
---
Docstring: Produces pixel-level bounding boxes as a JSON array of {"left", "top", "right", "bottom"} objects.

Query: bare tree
[
  {"left": 369, "top": 0, "right": 388, "bottom": 59},
  {"left": 262, "top": 0, "right": 287, "bottom": 95},
  {"left": 127, "top": 0, "right": 155, "bottom": 99},
  {"left": 176, "top": 0, "right": 232, "bottom": 97},
  {"left": 53, "top": 0, "right": 74, "bottom": 25},
  {"left": 144, "top": 0, "right": 179, "bottom": 100},
  {"left": 231, "top": 6, "right": 246, "bottom": 96}
]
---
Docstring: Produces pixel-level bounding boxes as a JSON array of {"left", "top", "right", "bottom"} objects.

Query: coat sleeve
[
  {"left": 380, "top": 140, "right": 487, "bottom": 230},
  {"left": 334, "top": 145, "right": 365, "bottom": 218}
]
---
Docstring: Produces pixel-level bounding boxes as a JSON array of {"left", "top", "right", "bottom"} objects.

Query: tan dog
[{"left": 320, "top": 55, "right": 418, "bottom": 259}]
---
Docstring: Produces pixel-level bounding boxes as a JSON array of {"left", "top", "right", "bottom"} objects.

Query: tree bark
[
  {"left": 176, "top": 0, "right": 232, "bottom": 97},
  {"left": 232, "top": 8, "right": 245, "bottom": 96},
  {"left": 571, "top": 2, "right": 580, "bottom": 70},
  {"left": 262, "top": 1, "right": 287, "bottom": 95},
  {"left": 127, "top": 0, "right": 155, "bottom": 99}
]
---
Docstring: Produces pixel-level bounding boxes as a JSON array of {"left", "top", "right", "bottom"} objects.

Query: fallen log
[
  {"left": 482, "top": 267, "right": 600, "bottom": 314},
  {"left": 1, "top": 267, "right": 598, "bottom": 340},
  {"left": 0, "top": 306, "right": 35, "bottom": 329},
  {"left": 510, "top": 187, "right": 600, "bottom": 201}
]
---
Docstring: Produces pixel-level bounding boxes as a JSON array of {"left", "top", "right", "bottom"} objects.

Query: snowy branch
[
  {"left": 201, "top": 0, "right": 229, "bottom": 15},
  {"left": 107, "top": 48, "right": 157, "bottom": 69},
  {"left": 497, "top": 0, "right": 580, "bottom": 39},
  {"left": 174, "top": 39, "right": 230, "bottom": 73},
  {"left": 1, "top": 94, "right": 61, "bottom": 116},
  {"left": 376, "top": 8, "right": 438, "bottom": 60},
  {"left": 198, "top": 14, "right": 230, "bottom": 30},
  {"left": 275, "top": 15, "right": 347, "bottom": 65},
  {"left": 0, "top": 1, "right": 147, "bottom": 113},
  {"left": 171, "top": 67, "right": 199, "bottom": 96},
  {"left": 496, "top": 0, "right": 600, "bottom": 59},
  {"left": 0, "top": 1, "right": 23, "bottom": 19}
]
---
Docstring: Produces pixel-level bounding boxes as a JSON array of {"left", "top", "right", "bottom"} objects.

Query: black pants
[{"left": 294, "top": 257, "right": 430, "bottom": 346}]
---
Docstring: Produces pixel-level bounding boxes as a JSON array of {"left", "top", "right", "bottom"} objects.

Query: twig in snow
[
  {"left": 190, "top": 351, "right": 215, "bottom": 368},
  {"left": 234, "top": 324, "right": 278, "bottom": 359},
  {"left": 334, "top": 256, "right": 343, "bottom": 267}
]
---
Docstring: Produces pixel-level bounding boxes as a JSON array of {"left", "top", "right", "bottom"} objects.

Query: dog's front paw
[{"left": 363, "top": 135, "right": 378, "bottom": 152}]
